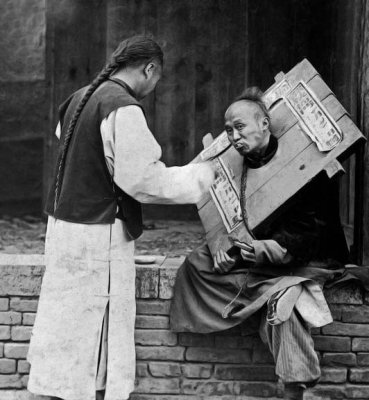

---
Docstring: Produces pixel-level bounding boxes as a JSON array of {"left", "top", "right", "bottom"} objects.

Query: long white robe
[{"left": 27, "top": 106, "right": 214, "bottom": 400}]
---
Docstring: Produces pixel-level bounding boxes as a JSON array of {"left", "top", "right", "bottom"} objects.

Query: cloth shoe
[
  {"left": 96, "top": 390, "right": 105, "bottom": 400},
  {"left": 267, "top": 284, "right": 302, "bottom": 325},
  {"left": 284, "top": 383, "right": 305, "bottom": 400}
]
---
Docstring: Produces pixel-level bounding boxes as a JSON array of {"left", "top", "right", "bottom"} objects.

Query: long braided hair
[
  {"left": 236, "top": 87, "right": 271, "bottom": 239},
  {"left": 53, "top": 36, "right": 163, "bottom": 211}
]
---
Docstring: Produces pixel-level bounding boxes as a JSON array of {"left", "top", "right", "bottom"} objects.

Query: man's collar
[
  {"left": 108, "top": 77, "right": 138, "bottom": 100},
  {"left": 243, "top": 135, "right": 278, "bottom": 169}
]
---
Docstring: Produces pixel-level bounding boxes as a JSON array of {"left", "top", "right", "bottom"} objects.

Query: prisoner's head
[{"left": 225, "top": 87, "right": 271, "bottom": 156}]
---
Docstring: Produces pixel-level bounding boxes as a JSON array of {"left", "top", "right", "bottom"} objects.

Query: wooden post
[
  {"left": 331, "top": 0, "right": 363, "bottom": 255},
  {"left": 43, "top": 0, "right": 107, "bottom": 207},
  {"left": 359, "top": 0, "right": 369, "bottom": 265}
]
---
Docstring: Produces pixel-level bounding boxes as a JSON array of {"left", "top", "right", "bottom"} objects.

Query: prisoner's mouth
[{"left": 234, "top": 142, "right": 250, "bottom": 153}]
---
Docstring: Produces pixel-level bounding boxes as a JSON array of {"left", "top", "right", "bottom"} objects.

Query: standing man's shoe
[{"left": 284, "top": 383, "right": 305, "bottom": 400}]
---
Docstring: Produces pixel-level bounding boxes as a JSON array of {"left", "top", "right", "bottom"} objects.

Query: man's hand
[{"left": 213, "top": 249, "right": 235, "bottom": 274}]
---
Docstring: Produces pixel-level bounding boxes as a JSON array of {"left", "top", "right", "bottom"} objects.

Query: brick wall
[{"left": 0, "top": 255, "right": 368, "bottom": 400}]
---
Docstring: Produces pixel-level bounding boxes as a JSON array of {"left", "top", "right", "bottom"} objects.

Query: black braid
[
  {"left": 53, "top": 62, "right": 118, "bottom": 211},
  {"left": 240, "top": 160, "right": 256, "bottom": 240}
]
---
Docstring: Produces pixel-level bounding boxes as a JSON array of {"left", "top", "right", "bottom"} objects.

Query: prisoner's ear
[{"left": 261, "top": 116, "right": 270, "bottom": 131}]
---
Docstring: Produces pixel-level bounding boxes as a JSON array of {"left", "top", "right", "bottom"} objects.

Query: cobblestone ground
[{"left": 0, "top": 216, "right": 205, "bottom": 256}]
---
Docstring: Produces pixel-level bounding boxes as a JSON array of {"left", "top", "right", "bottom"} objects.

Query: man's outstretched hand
[{"left": 213, "top": 250, "right": 235, "bottom": 274}]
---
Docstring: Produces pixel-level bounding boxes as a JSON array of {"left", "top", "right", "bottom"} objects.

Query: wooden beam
[
  {"left": 332, "top": 0, "right": 363, "bottom": 259},
  {"left": 359, "top": 0, "right": 369, "bottom": 265}
]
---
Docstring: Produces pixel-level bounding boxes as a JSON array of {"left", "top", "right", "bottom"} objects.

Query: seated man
[{"left": 170, "top": 87, "right": 350, "bottom": 400}]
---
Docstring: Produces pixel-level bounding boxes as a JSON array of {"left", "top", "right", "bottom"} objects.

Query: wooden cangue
[{"left": 196, "top": 59, "right": 366, "bottom": 256}]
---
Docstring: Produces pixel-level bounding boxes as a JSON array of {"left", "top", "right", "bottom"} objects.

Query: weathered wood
[
  {"left": 245, "top": 115, "right": 364, "bottom": 230},
  {"left": 268, "top": 74, "right": 332, "bottom": 139},
  {"left": 0, "top": 138, "right": 43, "bottom": 202},
  {"left": 247, "top": 0, "right": 364, "bottom": 255},
  {"left": 43, "top": 0, "right": 107, "bottom": 204},
  {"left": 108, "top": 0, "right": 158, "bottom": 132},
  {"left": 205, "top": 218, "right": 254, "bottom": 256},
  {"left": 202, "top": 133, "right": 215, "bottom": 149},
  {"left": 264, "top": 58, "right": 318, "bottom": 105},
  {"left": 308, "top": 75, "right": 333, "bottom": 102},
  {"left": 0, "top": 83, "right": 47, "bottom": 211},
  {"left": 198, "top": 60, "right": 366, "bottom": 256},
  {"left": 106, "top": 0, "right": 248, "bottom": 168},
  {"left": 247, "top": 0, "right": 338, "bottom": 89},
  {"left": 192, "top": 0, "right": 217, "bottom": 156},
  {"left": 39, "top": 0, "right": 367, "bottom": 236},
  {"left": 198, "top": 76, "right": 349, "bottom": 210},
  {"left": 206, "top": 0, "right": 249, "bottom": 138},
  {"left": 330, "top": 0, "right": 363, "bottom": 258},
  {"left": 324, "top": 160, "right": 345, "bottom": 179},
  {"left": 198, "top": 122, "right": 312, "bottom": 213},
  {"left": 0, "top": 80, "right": 47, "bottom": 208},
  {"left": 155, "top": 1, "right": 196, "bottom": 166},
  {"left": 359, "top": 0, "right": 369, "bottom": 265},
  {"left": 0, "top": 81, "right": 47, "bottom": 142}
]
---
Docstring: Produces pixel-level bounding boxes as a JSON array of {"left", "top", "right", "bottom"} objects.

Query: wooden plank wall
[
  {"left": 40, "top": 0, "right": 365, "bottom": 261},
  {"left": 246, "top": 0, "right": 363, "bottom": 257},
  {"left": 332, "top": 0, "right": 363, "bottom": 259},
  {"left": 0, "top": 82, "right": 46, "bottom": 214},
  {"left": 43, "top": 0, "right": 108, "bottom": 202},
  {"left": 359, "top": 0, "right": 369, "bottom": 266},
  {"left": 107, "top": 0, "right": 248, "bottom": 166},
  {"left": 0, "top": 0, "right": 47, "bottom": 215}
]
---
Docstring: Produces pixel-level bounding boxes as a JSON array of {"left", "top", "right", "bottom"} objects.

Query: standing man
[
  {"left": 170, "top": 87, "right": 350, "bottom": 400},
  {"left": 27, "top": 36, "right": 216, "bottom": 400}
]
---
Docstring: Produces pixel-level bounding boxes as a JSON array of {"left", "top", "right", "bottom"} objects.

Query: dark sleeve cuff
[{"left": 252, "top": 239, "right": 293, "bottom": 267}]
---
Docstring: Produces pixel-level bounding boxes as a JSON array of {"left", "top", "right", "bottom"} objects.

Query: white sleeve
[
  {"left": 55, "top": 122, "right": 61, "bottom": 139},
  {"left": 113, "top": 106, "right": 215, "bottom": 204}
]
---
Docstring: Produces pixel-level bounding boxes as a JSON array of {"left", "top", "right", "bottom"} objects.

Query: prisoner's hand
[
  {"left": 240, "top": 246, "right": 256, "bottom": 265},
  {"left": 213, "top": 250, "right": 235, "bottom": 274}
]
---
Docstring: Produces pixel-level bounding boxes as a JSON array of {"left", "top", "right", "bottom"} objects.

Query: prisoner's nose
[{"left": 233, "top": 129, "right": 241, "bottom": 140}]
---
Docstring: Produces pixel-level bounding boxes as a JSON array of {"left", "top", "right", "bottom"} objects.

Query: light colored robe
[{"left": 27, "top": 105, "right": 214, "bottom": 400}]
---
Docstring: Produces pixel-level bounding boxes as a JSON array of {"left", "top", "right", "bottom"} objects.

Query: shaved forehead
[{"left": 225, "top": 100, "right": 264, "bottom": 120}]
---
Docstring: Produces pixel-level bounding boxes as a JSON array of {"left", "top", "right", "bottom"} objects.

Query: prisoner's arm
[{"left": 249, "top": 240, "right": 293, "bottom": 267}]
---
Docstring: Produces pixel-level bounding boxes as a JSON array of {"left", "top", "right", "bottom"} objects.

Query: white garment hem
[{"left": 28, "top": 384, "right": 134, "bottom": 400}]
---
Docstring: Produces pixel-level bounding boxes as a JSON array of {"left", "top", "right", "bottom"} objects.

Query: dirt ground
[{"left": 0, "top": 216, "right": 205, "bottom": 257}]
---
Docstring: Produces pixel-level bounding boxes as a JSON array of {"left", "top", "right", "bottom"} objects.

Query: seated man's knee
[{"left": 185, "top": 244, "right": 214, "bottom": 273}]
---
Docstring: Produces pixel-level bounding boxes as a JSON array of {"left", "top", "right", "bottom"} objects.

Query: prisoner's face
[{"left": 224, "top": 101, "right": 269, "bottom": 156}]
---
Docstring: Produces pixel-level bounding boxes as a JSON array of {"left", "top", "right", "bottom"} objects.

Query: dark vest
[{"left": 45, "top": 78, "right": 143, "bottom": 239}]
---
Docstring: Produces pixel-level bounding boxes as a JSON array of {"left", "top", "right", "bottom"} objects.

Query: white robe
[{"left": 27, "top": 105, "right": 214, "bottom": 400}]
